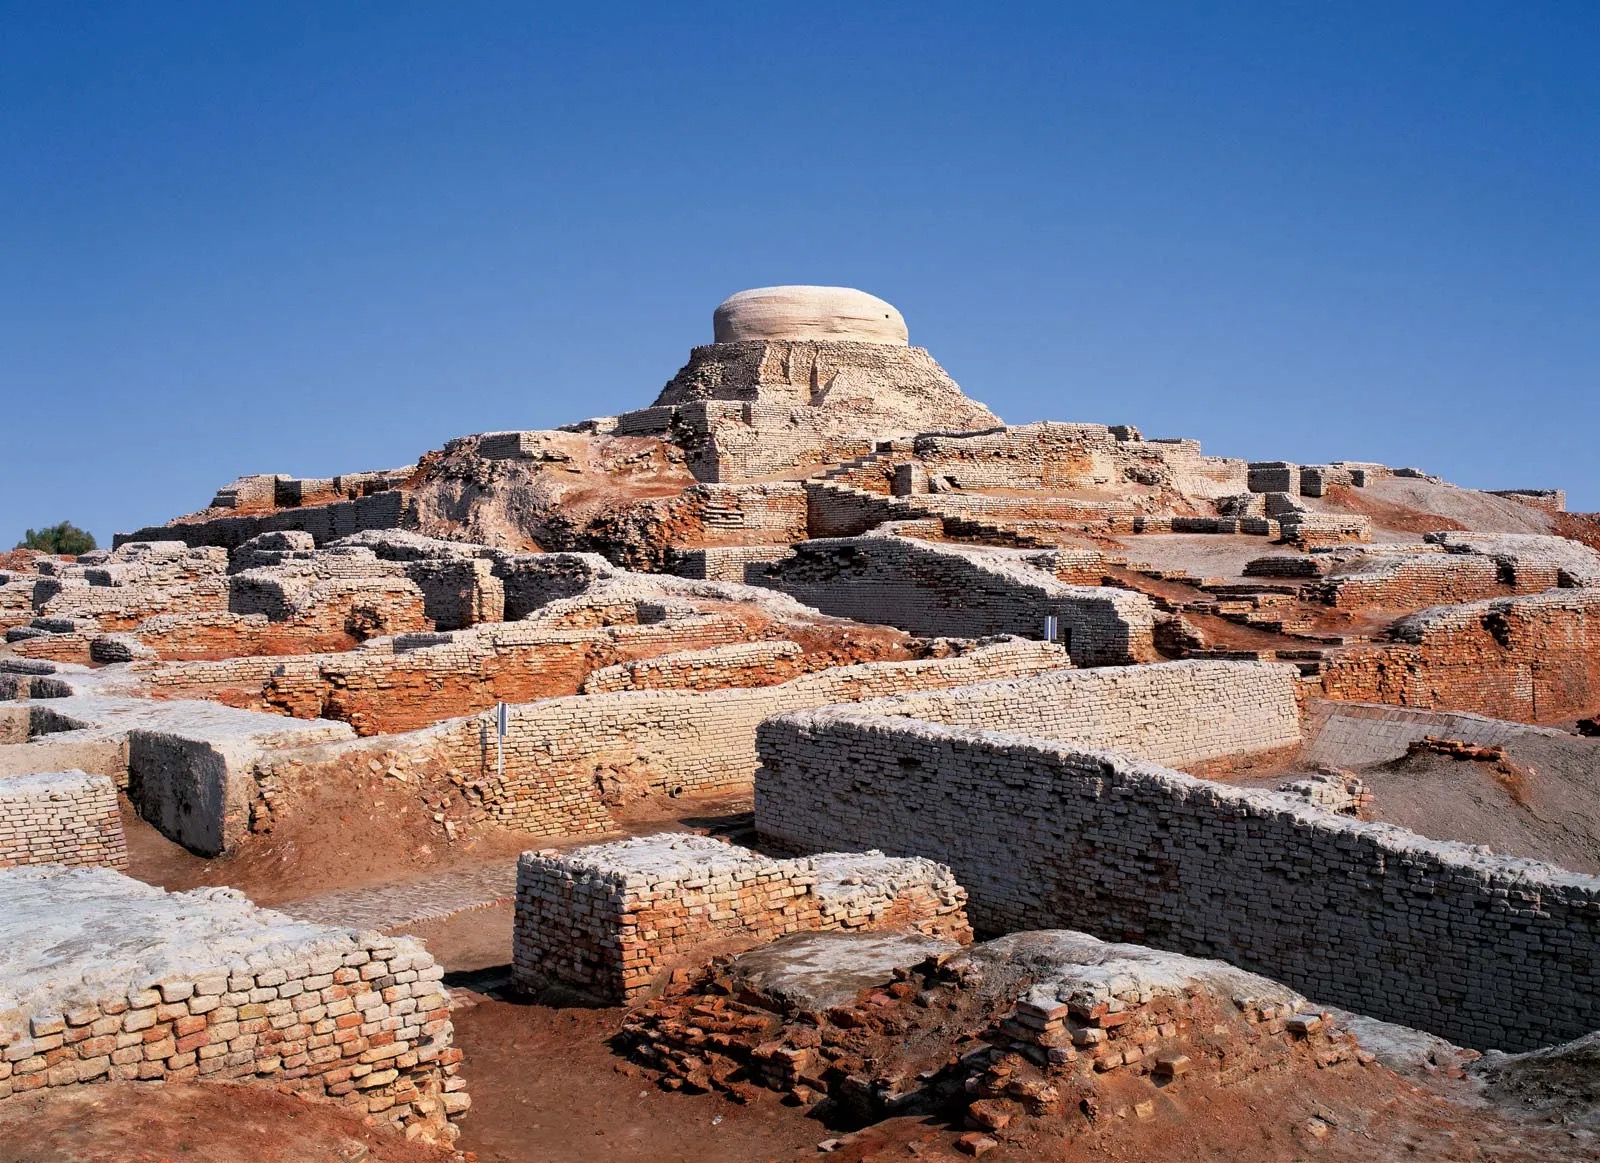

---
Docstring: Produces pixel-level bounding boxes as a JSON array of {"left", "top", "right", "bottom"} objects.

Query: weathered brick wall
[
  {"left": 256, "top": 613, "right": 752, "bottom": 733},
  {"left": 754, "top": 710, "right": 1600, "bottom": 1050},
  {"left": 1299, "top": 700, "right": 1563, "bottom": 768},
  {"left": 686, "top": 483, "right": 809, "bottom": 545},
  {"left": 581, "top": 641, "right": 807, "bottom": 693},
  {"left": 116, "top": 489, "right": 410, "bottom": 550},
  {"left": 0, "top": 771, "right": 127, "bottom": 869},
  {"left": 842, "top": 660, "right": 1302, "bottom": 769},
  {"left": 452, "top": 638, "right": 1068, "bottom": 833},
  {"left": 1310, "top": 553, "right": 1510, "bottom": 609},
  {"left": 753, "top": 536, "right": 1156, "bottom": 665},
  {"left": 1320, "top": 587, "right": 1600, "bottom": 722},
  {"left": 1488, "top": 489, "right": 1566, "bottom": 514},
  {"left": 673, "top": 546, "right": 797, "bottom": 583},
  {"left": 512, "top": 835, "right": 969, "bottom": 1002},
  {"left": 0, "top": 867, "right": 466, "bottom": 1141}
]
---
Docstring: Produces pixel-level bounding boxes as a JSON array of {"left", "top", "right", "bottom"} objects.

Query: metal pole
[{"left": 496, "top": 701, "right": 507, "bottom": 782}]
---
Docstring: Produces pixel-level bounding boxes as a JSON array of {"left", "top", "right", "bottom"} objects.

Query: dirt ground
[
  {"left": 120, "top": 782, "right": 757, "bottom": 909},
  {"left": 0, "top": 1080, "right": 456, "bottom": 1163},
  {"left": 398, "top": 905, "right": 1598, "bottom": 1163},
  {"left": 1351, "top": 733, "right": 1600, "bottom": 874}
]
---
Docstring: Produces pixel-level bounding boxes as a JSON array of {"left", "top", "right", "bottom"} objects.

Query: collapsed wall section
[
  {"left": 0, "top": 771, "right": 127, "bottom": 870},
  {"left": 753, "top": 537, "right": 1156, "bottom": 665},
  {"left": 0, "top": 867, "right": 466, "bottom": 1141},
  {"left": 512, "top": 834, "right": 969, "bottom": 1002},
  {"left": 754, "top": 711, "right": 1600, "bottom": 1051}
]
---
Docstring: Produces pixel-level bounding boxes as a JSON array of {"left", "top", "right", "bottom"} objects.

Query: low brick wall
[
  {"left": 754, "top": 536, "right": 1156, "bottom": 665},
  {"left": 1310, "top": 553, "right": 1511, "bottom": 609},
  {"left": 0, "top": 866, "right": 468, "bottom": 1141},
  {"left": 0, "top": 771, "right": 127, "bottom": 870},
  {"left": 512, "top": 834, "right": 970, "bottom": 1002},
  {"left": 754, "top": 708, "right": 1600, "bottom": 1050},
  {"left": 839, "top": 660, "right": 1302, "bottom": 769},
  {"left": 1320, "top": 587, "right": 1600, "bottom": 722},
  {"left": 451, "top": 638, "right": 1068, "bottom": 834}
]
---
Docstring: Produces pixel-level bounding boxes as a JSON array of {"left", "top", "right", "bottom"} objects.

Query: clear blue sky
[{"left": 4, "top": 2, "right": 1597, "bottom": 545}]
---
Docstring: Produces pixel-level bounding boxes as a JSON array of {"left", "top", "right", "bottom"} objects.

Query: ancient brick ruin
[{"left": 5, "top": 284, "right": 1600, "bottom": 1155}]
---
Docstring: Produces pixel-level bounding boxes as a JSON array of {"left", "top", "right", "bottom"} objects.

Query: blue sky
[{"left": 3, "top": 2, "right": 1597, "bottom": 545}]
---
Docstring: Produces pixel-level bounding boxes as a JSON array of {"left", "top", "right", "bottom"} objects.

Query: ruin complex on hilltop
[{"left": 5, "top": 286, "right": 1600, "bottom": 1159}]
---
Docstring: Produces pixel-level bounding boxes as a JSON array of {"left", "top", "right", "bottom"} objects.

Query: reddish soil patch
[
  {"left": 122, "top": 787, "right": 758, "bottom": 908},
  {"left": 1555, "top": 511, "right": 1600, "bottom": 553},
  {"left": 0, "top": 1080, "right": 454, "bottom": 1163},
  {"left": 1320, "top": 484, "right": 1469, "bottom": 536}
]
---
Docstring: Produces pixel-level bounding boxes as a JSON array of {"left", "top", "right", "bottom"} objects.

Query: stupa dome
[{"left": 712, "top": 286, "right": 909, "bottom": 346}]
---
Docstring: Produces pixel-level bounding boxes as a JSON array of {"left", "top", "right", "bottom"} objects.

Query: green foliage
[{"left": 16, "top": 521, "right": 97, "bottom": 555}]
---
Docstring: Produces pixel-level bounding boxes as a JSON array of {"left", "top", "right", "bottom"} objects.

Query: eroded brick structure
[
  {"left": 513, "top": 834, "right": 969, "bottom": 1002},
  {"left": 0, "top": 867, "right": 467, "bottom": 1142}
]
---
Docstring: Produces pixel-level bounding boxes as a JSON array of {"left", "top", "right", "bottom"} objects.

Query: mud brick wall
[
  {"left": 0, "top": 771, "right": 127, "bottom": 869},
  {"left": 1279, "top": 512, "right": 1372, "bottom": 548},
  {"left": 687, "top": 483, "right": 809, "bottom": 544},
  {"left": 1320, "top": 587, "right": 1600, "bottom": 722},
  {"left": 257, "top": 613, "right": 751, "bottom": 734},
  {"left": 581, "top": 641, "right": 807, "bottom": 693},
  {"left": 494, "top": 553, "right": 619, "bottom": 620},
  {"left": 512, "top": 835, "right": 969, "bottom": 1002},
  {"left": 913, "top": 424, "right": 1109, "bottom": 490},
  {"left": 842, "top": 660, "right": 1302, "bottom": 769},
  {"left": 805, "top": 481, "right": 928, "bottom": 538},
  {"left": 674, "top": 546, "right": 797, "bottom": 583},
  {"left": 1310, "top": 553, "right": 1510, "bottom": 609},
  {"left": 117, "top": 489, "right": 410, "bottom": 550},
  {"left": 34, "top": 577, "right": 232, "bottom": 632},
  {"left": 1489, "top": 489, "right": 1566, "bottom": 514},
  {"left": 0, "top": 868, "right": 467, "bottom": 1142},
  {"left": 421, "top": 639, "right": 1067, "bottom": 837},
  {"left": 754, "top": 537, "right": 1156, "bottom": 665},
  {"left": 754, "top": 712, "right": 1600, "bottom": 1051},
  {"left": 1248, "top": 462, "right": 1300, "bottom": 494}
]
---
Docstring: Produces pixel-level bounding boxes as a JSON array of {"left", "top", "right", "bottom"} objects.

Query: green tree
[{"left": 16, "top": 521, "right": 97, "bottom": 555}]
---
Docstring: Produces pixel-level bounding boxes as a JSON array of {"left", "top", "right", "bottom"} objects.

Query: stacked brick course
[
  {"left": 0, "top": 867, "right": 467, "bottom": 1141},
  {"left": 512, "top": 834, "right": 969, "bottom": 1002},
  {"left": 0, "top": 771, "right": 126, "bottom": 869}
]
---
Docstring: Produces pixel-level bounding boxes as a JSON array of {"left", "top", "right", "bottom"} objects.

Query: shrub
[{"left": 16, "top": 521, "right": 97, "bottom": 555}]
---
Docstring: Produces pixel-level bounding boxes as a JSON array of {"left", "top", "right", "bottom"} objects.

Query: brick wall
[
  {"left": 0, "top": 867, "right": 466, "bottom": 1142},
  {"left": 754, "top": 710, "right": 1600, "bottom": 1050},
  {"left": 0, "top": 771, "right": 127, "bottom": 869},
  {"left": 255, "top": 640, "right": 1067, "bottom": 841},
  {"left": 512, "top": 835, "right": 969, "bottom": 1002},
  {"left": 581, "top": 641, "right": 807, "bottom": 693},
  {"left": 838, "top": 660, "right": 1303, "bottom": 769},
  {"left": 753, "top": 536, "right": 1156, "bottom": 665},
  {"left": 1309, "top": 553, "right": 1511, "bottom": 609},
  {"left": 1320, "top": 587, "right": 1600, "bottom": 722}
]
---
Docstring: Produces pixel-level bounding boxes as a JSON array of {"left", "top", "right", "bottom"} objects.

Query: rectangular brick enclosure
[
  {"left": 0, "top": 866, "right": 468, "bottom": 1143},
  {"left": 0, "top": 770, "right": 126, "bottom": 870},
  {"left": 512, "top": 834, "right": 970, "bottom": 1003}
]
